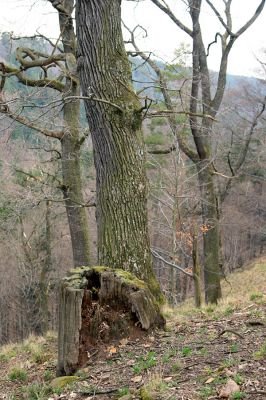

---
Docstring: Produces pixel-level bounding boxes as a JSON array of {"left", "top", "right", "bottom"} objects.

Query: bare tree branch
[
  {"left": 221, "top": 98, "right": 266, "bottom": 202},
  {"left": 16, "top": 47, "right": 65, "bottom": 69},
  {"left": 211, "top": 0, "right": 265, "bottom": 113},
  {"left": 205, "top": 0, "right": 234, "bottom": 36},
  {"left": 0, "top": 61, "right": 66, "bottom": 92},
  {"left": 235, "top": 0, "right": 265, "bottom": 37},
  {"left": 148, "top": 144, "right": 176, "bottom": 154},
  {"left": 150, "top": 0, "right": 193, "bottom": 37},
  {"left": 123, "top": 22, "right": 198, "bottom": 161},
  {"left": 0, "top": 105, "right": 63, "bottom": 140},
  {"left": 151, "top": 249, "right": 193, "bottom": 277}
]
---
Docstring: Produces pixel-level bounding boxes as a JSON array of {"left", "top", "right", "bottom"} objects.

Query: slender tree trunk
[
  {"left": 39, "top": 200, "right": 52, "bottom": 333},
  {"left": 192, "top": 223, "right": 201, "bottom": 308},
  {"left": 58, "top": 0, "right": 90, "bottom": 266},
  {"left": 197, "top": 162, "right": 221, "bottom": 303},
  {"left": 61, "top": 98, "right": 90, "bottom": 266},
  {"left": 76, "top": 0, "right": 162, "bottom": 300}
]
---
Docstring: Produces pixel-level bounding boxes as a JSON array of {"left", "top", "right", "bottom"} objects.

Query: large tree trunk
[
  {"left": 58, "top": 0, "right": 90, "bottom": 266},
  {"left": 76, "top": 0, "right": 162, "bottom": 299}
]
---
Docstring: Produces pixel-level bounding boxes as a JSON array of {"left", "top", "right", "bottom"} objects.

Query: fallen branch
[
  {"left": 246, "top": 320, "right": 265, "bottom": 326},
  {"left": 246, "top": 390, "right": 266, "bottom": 396},
  {"left": 77, "top": 386, "right": 119, "bottom": 396},
  {"left": 217, "top": 329, "right": 244, "bottom": 339}
]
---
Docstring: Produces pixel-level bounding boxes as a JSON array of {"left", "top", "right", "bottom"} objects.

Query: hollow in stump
[{"left": 57, "top": 266, "right": 165, "bottom": 376}]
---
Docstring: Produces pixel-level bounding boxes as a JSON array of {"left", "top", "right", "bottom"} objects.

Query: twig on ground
[{"left": 216, "top": 329, "right": 244, "bottom": 339}]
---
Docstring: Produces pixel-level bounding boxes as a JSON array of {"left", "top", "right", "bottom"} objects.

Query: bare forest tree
[
  {"left": 135, "top": 0, "right": 265, "bottom": 303},
  {"left": 0, "top": 0, "right": 91, "bottom": 267}
]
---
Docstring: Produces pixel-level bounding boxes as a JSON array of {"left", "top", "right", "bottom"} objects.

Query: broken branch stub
[{"left": 57, "top": 266, "right": 165, "bottom": 376}]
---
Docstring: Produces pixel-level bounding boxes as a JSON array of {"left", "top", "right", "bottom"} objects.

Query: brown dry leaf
[
  {"left": 224, "top": 368, "right": 235, "bottom": 377},
  {"left": 108, "top": 346, "right": 117, "bottom": 354},
  {"left": 219, "top": 379, "right": 240, "bottom": 398},
  {"left": 131, "top": 375, "right": 143, "bottom": 383},
  {"left": 163, "top": 376, "right": 173, "bottom": 382},
  {"left": 119, "top": 338, "right": 128, "bottom": 347},
  {"left": 205, "top": 377, "right": 215, "bottom": 384}
]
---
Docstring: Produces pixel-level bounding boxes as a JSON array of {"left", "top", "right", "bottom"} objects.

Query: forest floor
[{"left": 0, "top": 260, "right": 265, "bottom": 400}]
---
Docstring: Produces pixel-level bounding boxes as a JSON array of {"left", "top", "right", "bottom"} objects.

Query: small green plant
[
  {"left": 117, "top": 387, "right": 130, "bottom": 397},
  {"left": 198, "top": 327, "right": 207, "bottom": 335},
  {"left": 140, "top": 372, "right": 170, "bottom": 399},
  {"left": 44, "top": 370, "right": 53, "bottom": 381},
  {"left": 253, "top": 340, "right": 266, "bottom": 360},
  {"left": 0, "top": 347, "right": 17, "bottom": 362},
  {"left": 230, "top": 343, "right": 238, "bottom": 353},
  {"left": 199, "top": 385, "right": 214, "bottom": 398},
  {"left": 4, "top": 393, "right": 17, "bottom": 400},
  {"left": 162, "top": 349, "right": 176, "bottom": 364},
  {"left": 220, "top": 357, "right": 240, "bottom": 368},
  {"left": 31, "top": 349, "right": 49, "bottom": 364},
  {"left": 162, "top": 354, "right": 170, "bottom": 364},
  {"left": 133, "top": 364, "right": 142, "bottom": 374},
  {"left": 232, "top": 391, "right": 246, "bottom": 399},
  {"left": 142, "top": 351, "right": 157, "bottom": 369},
  {"left": 53, "top": 387, "right": 63, "bottom": 396},
  {"left": 22, "top": 383, "right": 53, "bottom": 400},
  {"left": 249, "top": 292, "right": 263, "bottom": 301},
  {"left": 203, "top": 366, "right": 213, "bottom": 375},
  {"left": 171, "top": 361, "right": 182, "bottom": 372},
  {"left": 8, "top": 367, "right": 28, "bottom": 382},
  {"left": 213, "top": 376, "right": 227, "bottom": 385},
  {"left": 199, "top": 347, "right": 208, "bottom": 357},
  {"left": 234, "top": 374, "right": 243, "bottom": 385},
  {"left": 181, "top": 346, "right": 192, "bottom": 357},
  {"left": 223, "top": 305, "right": 234, "bottom": 316},
  {"left": 132, "top": 351, "right": 157, "bottom": 374},
  {"left": 249, "top": 309, "right": 263, "bottom": 318}
]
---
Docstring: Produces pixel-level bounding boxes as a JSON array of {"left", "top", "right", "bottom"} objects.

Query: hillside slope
[{"left": 0, "top": 260, "right": 265, "bottom": 400}]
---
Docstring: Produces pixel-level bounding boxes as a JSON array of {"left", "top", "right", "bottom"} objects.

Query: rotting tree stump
[{"left": 57, "top": 266, "right": 165, "bottom": 376}]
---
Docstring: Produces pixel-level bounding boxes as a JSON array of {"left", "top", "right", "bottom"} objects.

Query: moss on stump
[{"left": 57, "top": 266, "right": 165, "bottom": 376}]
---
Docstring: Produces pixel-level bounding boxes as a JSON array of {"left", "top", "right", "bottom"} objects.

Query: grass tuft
[{"left": 8, "top": 366, "right": 28, "bottom": 382}]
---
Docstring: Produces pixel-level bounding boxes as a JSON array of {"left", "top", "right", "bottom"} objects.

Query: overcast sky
[{"left": 1, "top": 0, "right": 265, "bottom": 77}]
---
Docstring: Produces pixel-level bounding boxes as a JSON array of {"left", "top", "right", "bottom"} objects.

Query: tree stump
[{"left": 57, "top": 266, "right": 165, "bottom": 376}]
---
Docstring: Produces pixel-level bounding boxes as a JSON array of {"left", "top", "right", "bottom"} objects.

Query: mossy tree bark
[
  {"left": 76, "top": 0, "right": 162, "bottom": 299},
  {"left": 197, "top": 163, "right": 221, "bottom": 304},
  {"left": 55, "top": 0, "right": 90, "bottom": 266},
  {"left": 39, "top": 200, "right": 53, "bottom": 333},
  {"left": 192, "top": 223, "right": 201, "bottom": 308}
]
